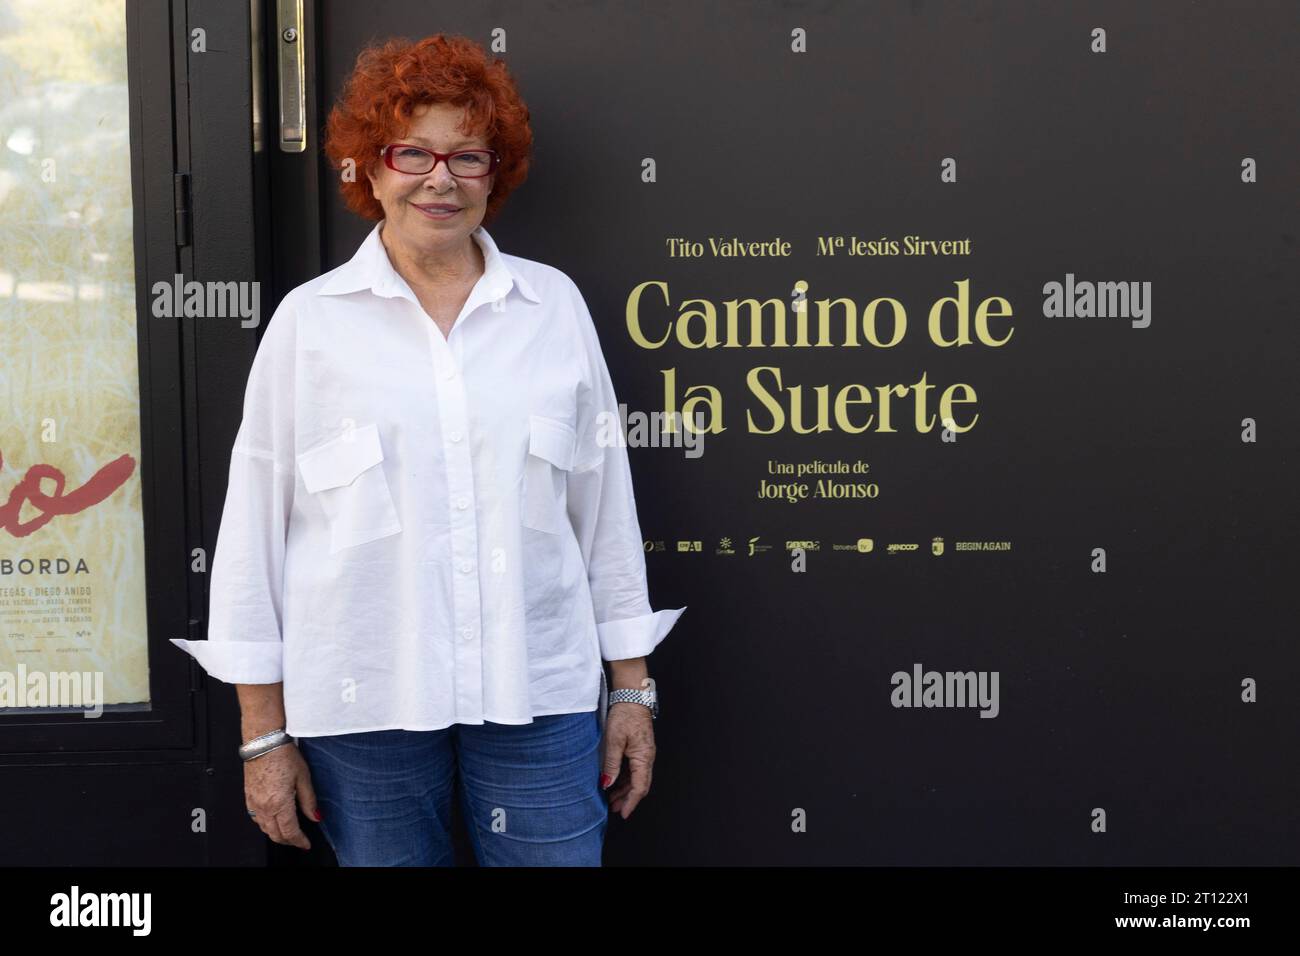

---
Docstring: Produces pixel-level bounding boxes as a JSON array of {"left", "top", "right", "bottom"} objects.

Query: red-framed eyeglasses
[{"left": 379, "top": 144, "right": 500, "bottom": 177}]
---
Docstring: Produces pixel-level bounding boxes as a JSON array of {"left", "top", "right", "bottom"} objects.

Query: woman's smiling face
[{"left": 367, "top": 101, "right": 495, "bottom": 250}]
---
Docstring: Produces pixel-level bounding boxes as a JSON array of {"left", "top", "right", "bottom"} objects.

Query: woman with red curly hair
[{"left": 172, "top": 34, "right": 684, "bottom": 866}]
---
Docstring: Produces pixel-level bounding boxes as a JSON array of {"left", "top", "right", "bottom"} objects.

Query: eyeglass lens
[{"left": 390, "top": 147, "right": 493, "bottom": 175}]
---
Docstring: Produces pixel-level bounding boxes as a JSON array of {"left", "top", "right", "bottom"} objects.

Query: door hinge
[{"left": 174, "top": 172, "right": 192, "bottom": 247}]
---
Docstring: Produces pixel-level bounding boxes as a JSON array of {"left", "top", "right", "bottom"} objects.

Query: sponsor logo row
[{"left": 645, "top": 536, "right": 1012, "bottom": 555}]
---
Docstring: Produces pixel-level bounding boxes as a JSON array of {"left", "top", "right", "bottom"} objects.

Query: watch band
[{"left": 607, "top": 687, "right": 658, "bottom": 719}]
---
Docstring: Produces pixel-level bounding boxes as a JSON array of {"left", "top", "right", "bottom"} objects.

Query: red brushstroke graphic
[{"left": 0, "top": 450, "right": 137, "bottom": 538}]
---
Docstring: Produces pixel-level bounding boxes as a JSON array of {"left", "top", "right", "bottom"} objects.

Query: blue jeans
[{"left": 296, "top": 711, "right": 607, "bottom": 866}]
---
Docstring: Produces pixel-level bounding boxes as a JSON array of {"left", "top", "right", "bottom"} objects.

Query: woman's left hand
[{"left": 600, "top": 702, "right": 655, "bottom": 819}]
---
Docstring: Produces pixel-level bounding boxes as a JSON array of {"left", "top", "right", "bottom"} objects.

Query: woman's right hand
[{"left": 244, "top": 743, "right": 321, "bottom": 850}]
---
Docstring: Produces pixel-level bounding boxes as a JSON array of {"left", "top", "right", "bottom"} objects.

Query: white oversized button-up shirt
[{"left": 172, "top": 221, "right": 685, "bottom": 737}]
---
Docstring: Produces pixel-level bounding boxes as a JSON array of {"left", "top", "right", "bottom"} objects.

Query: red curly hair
[{"left": 324, "top": 34, "right": 533, "bottom": 226}]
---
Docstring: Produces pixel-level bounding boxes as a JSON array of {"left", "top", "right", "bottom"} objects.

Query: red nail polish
[
  {"left": 600, "top": 773, "right": 612, "bottom": 789},
  {"left": 313, "top": 808, "right": 323, "bottom": 821}
]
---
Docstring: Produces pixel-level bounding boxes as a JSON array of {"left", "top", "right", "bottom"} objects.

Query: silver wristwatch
[{"left": 607, "top": 686, "right": 658, "bottom": 719}]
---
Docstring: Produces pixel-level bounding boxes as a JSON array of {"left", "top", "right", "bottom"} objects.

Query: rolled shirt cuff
[
  {"left": 170, "top": 638, "right": 284, "bottom": 684},
  {"left": 597, "top": 607, "right": 685, "bottom": 661}
]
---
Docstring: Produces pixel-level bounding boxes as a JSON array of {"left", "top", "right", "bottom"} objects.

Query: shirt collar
[{"left": 318, "top": 220, "right": 541, "bottom": 305}]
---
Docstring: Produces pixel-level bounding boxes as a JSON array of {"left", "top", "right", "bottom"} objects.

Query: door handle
[{"left": 276, "top": 0, "right": 306, "bottom": 153}]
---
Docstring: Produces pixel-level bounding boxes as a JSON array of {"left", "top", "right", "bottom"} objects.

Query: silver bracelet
[{"left": 239, "top": 728, "right": 293, "bottom": 761}]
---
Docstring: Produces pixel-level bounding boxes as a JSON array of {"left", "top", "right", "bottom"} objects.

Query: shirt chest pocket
[
  {"left": 296, "top": 422, "right": 402, "bottom": 553},
  {"left": 522, "top": 414, "right": 577, "bottom": 535}
]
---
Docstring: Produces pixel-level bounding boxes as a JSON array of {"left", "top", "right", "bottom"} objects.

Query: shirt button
[
  {"left": 448, "top": 430, "right": 462, "bottom": 442},
  {"left": 456, "top": 496, "right": 469, "bottom": 510},
  {"left": 443, "top": 365, "right": 457, "bottom": 380},
  {"left": 459, "top": 625, "right": 473, "bottom": 641},
  {"left": 459, "top": 560, "right": 473, "bottom": 573}
]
